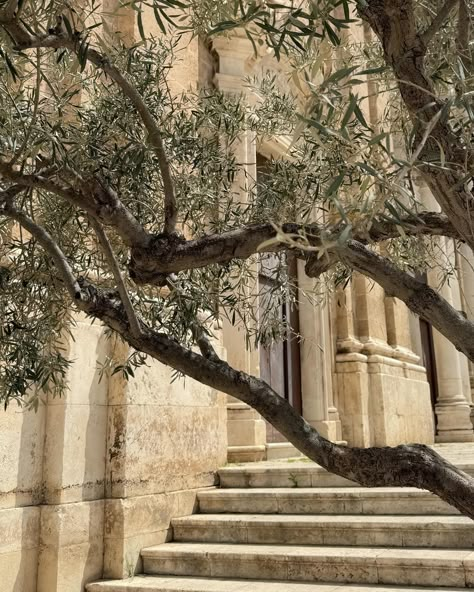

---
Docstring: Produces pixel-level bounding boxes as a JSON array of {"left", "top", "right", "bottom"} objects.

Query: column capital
[{"left": 212, "top": 35, "right": 258, "bottom": 93}]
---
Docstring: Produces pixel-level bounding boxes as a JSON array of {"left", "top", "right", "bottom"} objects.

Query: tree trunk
[{"left": 81, "top": 284, "right": 474, "bottom": 521}]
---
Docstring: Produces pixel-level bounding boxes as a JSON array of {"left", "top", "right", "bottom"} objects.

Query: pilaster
[
  {"left": 213, "top": 35, "right": 267, "bottom": 462},
  {"left": 428, "top": 243, "right": 474, "bottom": 442},
  {"left": 298, "top": 264, "right": 343, "bottom": 443}
]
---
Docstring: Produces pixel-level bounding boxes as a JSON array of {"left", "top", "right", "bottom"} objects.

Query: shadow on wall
[
  {"left": 34, "top": 322, "right": 109, "bottom": 592},
  {"left": 12, "top": 395, "right": 45, "bottom": 591}
]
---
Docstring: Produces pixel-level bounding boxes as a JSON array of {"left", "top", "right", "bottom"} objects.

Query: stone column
[
  {"left": 334, "top": 280, "right": 370, "bottom": 446},
  {"left": 385, "top": 297, "right": 420, "bottom": 363},
  {"left": 457, "top": 243, "right": 474, "bottom": 408},
  {"left": 428, "top": 240, "right": 474, "bottom": 442},
  {"left": 213, "top": 35, "right": 266, "bottom": 462},
  {"left": 298, "top": 264, "right": 343, "bottom": 442},
  {"left": 343, "top": 273, "right": 433, "bottom": 446}
]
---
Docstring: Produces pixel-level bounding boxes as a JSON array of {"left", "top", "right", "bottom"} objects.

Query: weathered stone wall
[{"left": 0, "top": 316, "right": 227, "bottom": 591}]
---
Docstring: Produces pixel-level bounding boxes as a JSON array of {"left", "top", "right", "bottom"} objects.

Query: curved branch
[
  {"left": 129, "top": 212, "right": 459, "bottom": 284},
  {"left": 0, "top": 201, "right": 82, "bottom": 300},
  {"left": 77, "top": 283, "right": 474, "bottom": 519},
  {"left": 0, "top": 162, "right": 150, "bottom": 248},
  {"left": 421, "top": 0, "right": 459, "bottom": 46},
  {"left": 90, "top": 218, "right": 142, "bottom": 338},
  {"left": 12, "top": 31, "right": 177, "bottom": 235},
  {"left": 359, "top": 0, "right": 474, "bottom": 252}
]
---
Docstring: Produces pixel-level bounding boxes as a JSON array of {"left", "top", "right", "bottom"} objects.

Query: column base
[
  {"left": 226, "top": 401, "right": 266, "bottom": 462},
  {"left": 311, "top": 419, "right": 344, "bottom": 443},
  {"left": 435, "top": 401, "right": 474, "bottom": 442},
  {"left": 265, "top": 442, "right": 304, "bottom": 460},
  {"left": 435, "top": 431, "right": 474, "bottom": 443},
  {"left": 227, "top": 445, "right": 266, "bottom": 463}
]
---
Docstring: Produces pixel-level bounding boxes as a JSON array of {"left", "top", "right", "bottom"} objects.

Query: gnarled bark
[
  {"left": 78, "top": 282, "right": 474, "bottom": 520},
  {"left": 359, "top": 0, "right": 474, "bottom": 251}
]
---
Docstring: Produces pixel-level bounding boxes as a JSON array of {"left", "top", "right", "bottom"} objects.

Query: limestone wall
[{"left": 0, "top": 317, "right": 227, "bottom": 591}]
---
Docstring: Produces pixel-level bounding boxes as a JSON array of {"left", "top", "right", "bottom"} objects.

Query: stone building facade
[{"left": 1, "top": 4, "right": 474, "bottom": 591}]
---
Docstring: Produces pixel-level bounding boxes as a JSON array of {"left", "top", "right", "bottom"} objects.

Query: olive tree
[{"left": 1, "top": 0, "right": 474, "bottom": 518}]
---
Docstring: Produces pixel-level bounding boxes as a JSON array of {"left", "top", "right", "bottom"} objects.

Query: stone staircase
[{"left": 88, "top": 456, "right": 474, "bottom": 592}]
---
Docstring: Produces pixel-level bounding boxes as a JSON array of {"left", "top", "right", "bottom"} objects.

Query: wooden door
[
  {"left": 419, "top": 318, "right": 438, "bottom": 431},
  {"left": 259, "top": 255, "right": 302, "bottom": 442}
]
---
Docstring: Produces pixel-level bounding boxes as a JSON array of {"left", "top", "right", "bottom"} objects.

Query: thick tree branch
[
  {"left": 129, "top": 212, "right": 459, "bottom": 284},
  {"left": 77, "top": 282, "right": 474, "bottom": 520},
  {"left": 0, "top": 0, "right": 30, "bottom": 45},
  {"left": 90, "top": 218, "right": 142, "bottom": 338},
  {"left": 359, "top": 0, "right": 474, "bottom": 252},
  {"left": 336, "top": 240, "right": 474, "bottom": 360},
  {"left": 457, "top": 0, "right": 471, "bottom": 66},
  {"left": 421, "top": 0, "right": 459, "bottom": 46},
  {"left": 4, "top": 193, "right": 474, "bottom": 518},
  {"left": 11, "top": 30, "right": 178, "bottom": 235},
  {"left": 0, "top": 162, "right": 150, "bottom": 248}
]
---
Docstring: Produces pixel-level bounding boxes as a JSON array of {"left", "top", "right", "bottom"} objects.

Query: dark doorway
[
  {"left": 419, "top": 318, "right": 438, "bottom": 432},
  {"left": 256, "top": 153, "right": 302, "bottom": 442},
  {"left": 259, "top": 255, "right": 302, "bottom": 409}
]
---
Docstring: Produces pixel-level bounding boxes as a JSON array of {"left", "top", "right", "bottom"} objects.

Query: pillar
[
  {"left": 457, "top": 243, "right": 474, "bottom": 408},
  {"left": 298, "top": 263, "right": 343, "bottom": 442},
  {"left": 213, "top": 35, "right": 266, "bottom": 462},
  {"left": 428, "top": 240, "right": 474, "bottom": 442},
  {"left": 334, "top": 280, "right": 370, "bottom": 446},
  {"left": 336, "top": 272, "right": 433, "bottom": 446}
]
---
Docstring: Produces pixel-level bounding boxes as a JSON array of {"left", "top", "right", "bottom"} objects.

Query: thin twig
[
  {"left": 165, "top": 273, "right": 220, "bottom": 361},
  {"left": 457, "top": 0, "right": 471, "bottom": 65},
  {"left": 10, "top": 48, "right": 42, "bottom": 166},
  {"left": 1, "top": 201, "right": 82, "bottom": 300},
  {"left": 13, "top": 33, "right": 178, "bottom": 234},
  {"left": 90, "top": 217, "right": 142, "bottom": 338},
  {"left": 421, "top": 0, "right": 459, "bottom": 46}
]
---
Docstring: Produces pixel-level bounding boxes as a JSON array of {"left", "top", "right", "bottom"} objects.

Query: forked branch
[
  {"left": 11, "top": 30, "right": 178, "bottom": 235},
  {"left": 90, "top": 218, "right": 142, "bottom": 338},
  {"left": 0, "top": 200, "right": 82, "bottom": 300}
]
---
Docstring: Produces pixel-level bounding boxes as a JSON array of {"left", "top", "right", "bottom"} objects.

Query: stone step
[
  {"left": 141, "top": 543, "right": 474, "bottom": 587},
  {"left": 171, "top": 514, "right": 474, "bottom": 548},
  {"left": 86, "top": 576, "right": 469, "bottom": 591},
  {"left": 198, "top": 487, "right": 459, "bottom": 515},
  {"left": 218, "top": 462, "right": 474, "bottom": 489}
]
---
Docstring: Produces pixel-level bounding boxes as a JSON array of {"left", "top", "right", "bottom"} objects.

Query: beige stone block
[
  {"left": 37, "top": 500, "right": 104, "bottom": 592},
  {"left": 464, "top": 552, "right": 474, "bottom": 587},
  {"left": 0, "top": 549, "right": 38, "bottom": 592},
  {"left": 105, "top": 491, "right": 199, "bottom": 541},
  {"left": 0, "top": 506, "right": 40, "bottom": 553},
  {"left": 199, "top": 490, "right": 279, "bottom": 514},
  {"left": 278, "top": 494, "right": 362, "bottom": 515},
  {"left": 104, "top": 530, "right": 171, "bottom": 579},
  {"left": 108, "top": 348, "right": 218, "bottom": 408},
  {"left": 227, "top": 417, "right": 266, "bottom": 447},
  {"left": 37, "top": 539, "right": 104, "bottom": 592},
  {"left": 43, "top": 403, "right": 107, "bottom": 503},
  {"left": 375, "top": 549, "right": 468, "bottom": 587},
  {"left": 0, "top": 404, "right": 45, "bottom": 508},
  {"left": 287, "top": 558, "right": 378, "bottom": 584},
  {"left": 103, "top": 490, "right": 203, "bottom": 578},
  {"left": 39, "top": 500, "right": 104, "bottom": 548},
  {"left": 143, "top": 548, "right": 212, "bottom": 578},
  {"left": 107, "top": 405, "right": 223, "bottom": 498},
  {"left": 51, "top": 321, "right": 109, "bottom": 407},
  {"left": 213, "top": 555, "right": 288, "bottom": 580}
]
